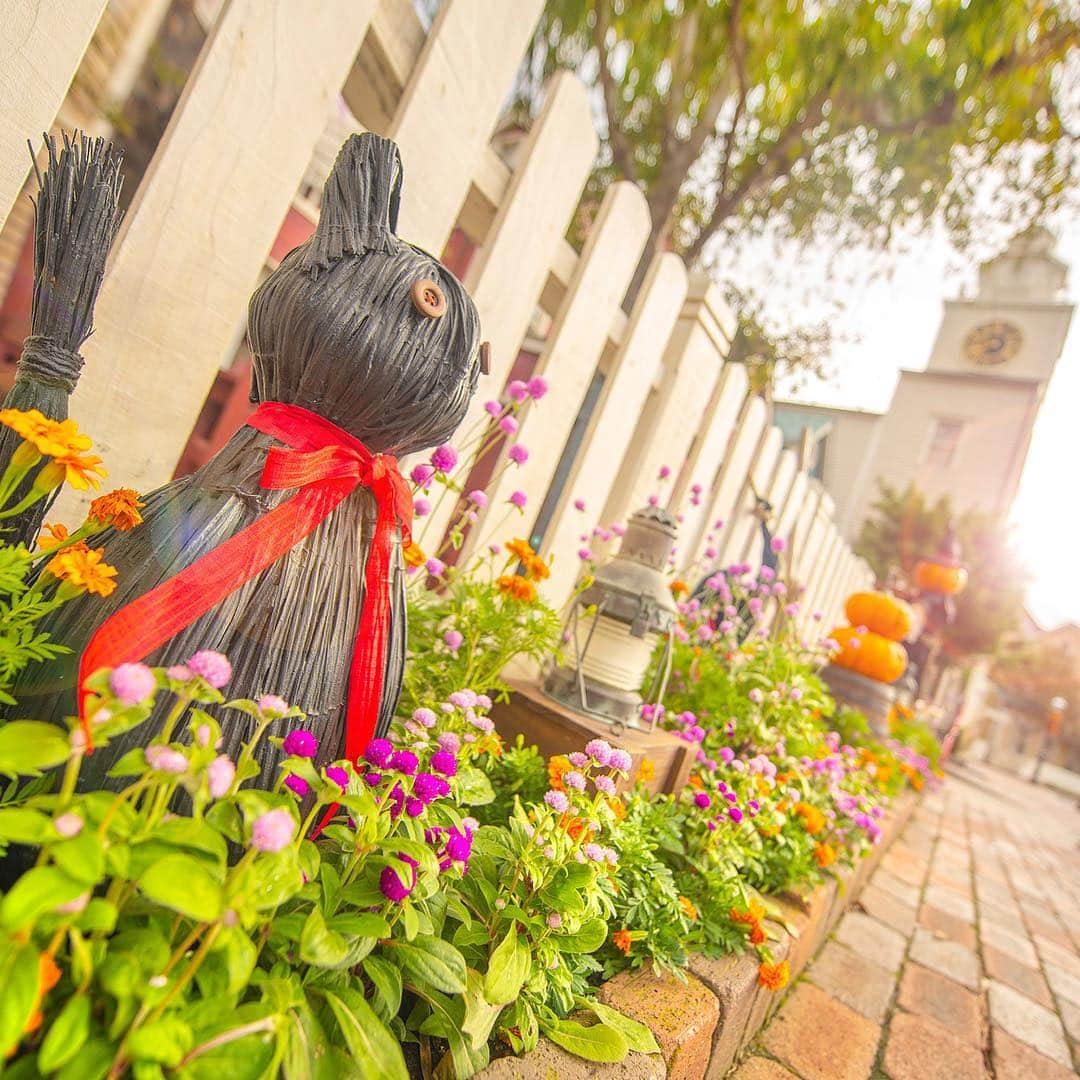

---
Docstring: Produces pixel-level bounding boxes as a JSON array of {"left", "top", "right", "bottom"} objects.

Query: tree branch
[{"left": 593, "top": 3, "right": 638, "bottom": 182}]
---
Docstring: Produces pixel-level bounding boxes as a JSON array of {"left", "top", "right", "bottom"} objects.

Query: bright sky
[{"left": 727, "top": 221, "right": 1080, "bottom": 631}]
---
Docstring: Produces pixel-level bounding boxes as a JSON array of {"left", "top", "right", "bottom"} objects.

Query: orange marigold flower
[
  {"left": 612, "top": 929, "right": 633, "bottom": 956},
  {"left": 36, "top": 522, "right": 72, "bottom": 552},
  {"left": 689, "top": 773, "right": 705, "bottom": 790},
  {"left": 814, "top": 842, "right": 837, "bottom": 868},
  {"left": 52, "top": 450, "right": 107, "bottom": 491},
  {"left": 403, "top": 541, "right": 426, "bottom": 567},
  {"left": 0, "top": 409, "right": 91, "bottom": 458},
  {"left": 669, "top": 579, "right": 689, "bottom": 598},
  {"left": 88, "top": 488, "right": 144, "bottom": 532},
  {"left": 794, "top": 802, "right": 826, "bottom": 836},
  {"left": 560, "top": 814, "right": 594, "bottom": 844},
  {"left": 548, "top": 754, "right": 571, "bottom": 791},
  {"left": 678, "top": 895, "right": 698, "bottom": 920},
  {"left": 496, "top": 574, "right": 536, "bottom": 603},
  {"left": 758, "top": 960, "right": 790, "bottom": 992},
  {"left": 47, "top": 545, "right": 118, "bottom": 597},
  {"left": 525, "top": 553, "right": 550, "bottom": 581},
  {"left": 749, "top": 923, "right": 767, "bottom": 945},
  {"left": 506, "top": 538, "right": 535, "bottom": 563},
  {"left": 606, "top": 796, "right": 627, "bottom": 822},
  {"left": 636, "top": 757, "right": 656, "bottom": 784}
]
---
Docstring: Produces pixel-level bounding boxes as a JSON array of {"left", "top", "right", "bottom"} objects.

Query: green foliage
[{"left": 855, "top": 481, "right": 1028, "bottom": 655}]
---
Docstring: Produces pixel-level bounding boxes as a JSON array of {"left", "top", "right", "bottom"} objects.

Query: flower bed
[{"left": 0, "top": 400, "right": 941, "bottom": 1078}]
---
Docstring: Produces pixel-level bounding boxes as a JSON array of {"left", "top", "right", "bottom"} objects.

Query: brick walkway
[{"left": 738, "top": 762, "right": 1080, "bottom": 1080}]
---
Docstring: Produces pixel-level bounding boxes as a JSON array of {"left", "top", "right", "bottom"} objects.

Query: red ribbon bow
[{"left": 78, "top": 401, "right": 412, "bottom": 761}]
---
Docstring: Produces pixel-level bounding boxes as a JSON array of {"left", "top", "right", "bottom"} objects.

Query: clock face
[{"left": 964, "top": 321, "right": 1022, "bottom": 365}]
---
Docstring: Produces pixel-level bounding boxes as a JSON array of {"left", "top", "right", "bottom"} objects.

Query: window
[{"left": 926, "top": 419, "right": 964, "bottom": 468}]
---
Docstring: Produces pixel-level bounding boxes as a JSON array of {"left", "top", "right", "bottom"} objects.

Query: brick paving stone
[
  {"left": 991, "top": 1026, "right": 1078, "bottom": 1080},
  {"left": 923, "top": 883, "right": 975, "bottom": 921},
  {"left": 761, "top": 983, "right": 880, "bottom": 1080},
  {"left": 909, "top": 927, "right": 980, "bottom": 990},
  {"left": 870, "top": 866, "right": 921, "bottom": 908},
  {"left": 731, "top": 1056, "right": 800, "bottom": 1079},
  {"left": 806, "top": 940, "right": 897, "bottom": 1023},
  {"left": 986, "top": 979, "right": 1073, "bottom": 1066},
  {"left": 1035, "top": 936, "right": 1080, "bottom": 978},
  {"left": 983, "top": 945, "right": 1055, "bottom": 1008},
  {"left": 918, "top": 903, "right": 978, "bottom": 950},
  {"left": 882, "top": 1012, "right": 987, "bottom": 1080},
  {"left": 1060, "top": 998, "right": 1080, "bottom": 1041},
  {"left": 834, "top": 911, "right": 908, "bottom": 974},
  {"left": 896, "top": 962, "right": 982, "bottom": 1046},
  {"left": 980, "top": 920, "right": 1039, "bottom": 967},
  {"left": 880, "top": 845, "right": 928, "bottom": 889},
  {"left": 1045, "top": 962, "right": 1080, "bottom": 1007},
  {"left": 857, "top": 883, "right": 917, "bottom": 937}
]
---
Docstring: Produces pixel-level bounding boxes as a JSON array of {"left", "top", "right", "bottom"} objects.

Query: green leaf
[
  {"left": 38, "top": 993, "right": 91, "bottom": 1071},
  {"left": 138, "top": 854, "right": 223, "bottom": 922},
  {"left": 558, "top": 916, "right": 607, "bottom": 953},
  {"left": 392, "top": 935, "right": 467, "bottom": 995},
  {"left": 462, "top": 969, "right": 504, "bottom": 1049},
  {"left": 127, "top": 1018, "right": 194, "bottom": 1066},
  {"left": 483, "top": 924, "right": 531, "bottom": 1005},
  {"left": 299, "top": 907, "right": 350, "bottom": 969},
  {"left": 362, "top": 956, "right": 402, "bottom": 1024},
  {"left": 0, "top": 941, "right": 40, "bottom": 1056},
  {"left": 0, "top": 721, "right": 70, "bottom": 777},
  {"left": 52, "top": 829, "right": 106, "bottom": 884},
  {"left": 455, "top": 766, "right": 495, "bottom": 806},
  {"left": 324, "top": 990, "right": 408, "bottom": 1080},
  {"left": 0, "top": 807, "right": 55, "bottom": 844},
  {"left": 543, "top": 1018, "right": 628, "bottom": 1062},
  {"left": 55, "top": 1036, "right": 113, "bottom": 1080},
  {"left": 575, "top": 997, "right": 661, "bottom": 1054},
  {"left": 327, "top": 913, "right": 389, "bottom": 938},
  {"left": 0, "top": 865, "right": 84, "bottom": 929}
]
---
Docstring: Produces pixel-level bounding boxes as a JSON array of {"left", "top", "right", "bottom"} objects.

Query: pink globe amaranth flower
[
  {"left": 54, "top": 812, "right": 83, "bottom": 838},
  {"left": 608, "top": 748, "right": 633, "bottom": 772},
  {"left": 546, "top": 912, "right": 563, "bottom": 929},
  {"left": 770, "top": 536, "right": 787, "bottom": 553},
  {"left": 207, "top": 755, "right": 235, "bottom": 798},
  {"left": 567, "top": 751, "right": 589, "bottom": 769},
  {"left": 442, "top": 629, "right": 464, "bottom": 653},
  {"left": 413, "top": 497, "right": 431, "bottom": 517},
  {"left": 526, "top": 376, "right": 549, "bottom": 400},
  {"left": 109, "top": 662, "right": 156, "bottom": 706},
  {"left": 499, "top": 415, "right": 519, "bottom": 435},
  {"left": 437, "top": 731, "right": 462, "bottom": 754},
  {"left": 585, "top": 738, "right": 612, "bottom": 765},
  {"left": 705, "top": 547, "right": 717, "bottom": 559},
  {"left": 284, "top": 773, "right": 309, "bottom": 798},
  {"left": 145, "top": 745, "right": 188, "bottom": 774},
  {"left": 573, "top": 498, "right": 586, "bottom": 511},
  {"left": 55, "top": 891, "right": 90, "bottom": 916},
  {"left": 187, "top": 650, "right": 232, "bottom": 689},
  {"left": 595, "top": 775, "right": 617, "bottom": 795},
  {"left": 449, "top": 689, "right": 478, "bottom": 708},
  {"left": 413, "top": 706, "right": 438, "bottom": 728},
  {"left": 563, "top": 770, "right": 586, "bottom": 791},
  {"left": 364, "top": 738, "right": 394, "bottom": 769},
  {"left": 325, "top": 765, "right": 348, "bottom": 790},
  {"left": 507, "top": 380, "right": 529, "bottom": 402},
  {"left": 484, "top": 400, "right": 502, "bottom": 417},
  {"left": 749, "top": 688, "right": 764, "bottom": 704},
  {"left": 719, "top": 747, "right": 735, "bottom": 764},
  {"left": 691, "top": 482, "right": 702, "bottom": 495},
  {"left": 410, "top": 463, "right": 435, "bottom": 487},
  {"left": 380, "top": 854, "right": 418, "bottom": 901},
  {"left": 543, "top": 790, "right": 570, "bottom": 813},
  {"left": 578, "top": 548, "right": 592, "bottom": 561},
  {"left": 582, "top": 843, "right": 604, "bottom": 862},
  {"left": 425, "top": 557, "right": 446, "bottom": 576},
  {"left": 509, "top": 490, "right": 527, "bottom": 508},
  {"left": 508, "top": 443, "right": 529, "bottom": 465},
  {"left": 165, "top": 664, "right": 193, "bottom": 682},
  {"left": 467, "top": 489, "right": 488, "bottom": 508},
  {"left": 251, "top": 808, "right": 296, "bottom": 853},
  {"left": 430, "top": 444, "right": 458, "bottom": 472},
  {"left": 714, "top": 519, "right": 724, "bottom": 530},
  {"left": 430, "top": 749, "right": 458, "bottom": 777},
  {"left": 283, "top": 729, "right": 318, "bottom": 758}
]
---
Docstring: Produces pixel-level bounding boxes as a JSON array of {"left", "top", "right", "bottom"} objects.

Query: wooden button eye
[
  {"left": 479, "top": 341, "right": 491, "bottom": 375},
  {"left": 411, "top": 278, "right": 447, "bottom": 318}
]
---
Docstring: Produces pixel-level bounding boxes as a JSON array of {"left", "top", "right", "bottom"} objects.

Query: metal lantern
[{"left": 543, "top": 505, "right": 678, "bottom": 732}]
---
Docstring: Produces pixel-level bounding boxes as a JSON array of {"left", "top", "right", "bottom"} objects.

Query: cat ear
[{"left": 302, "top": 132, "right": 403, "bottom": 272}]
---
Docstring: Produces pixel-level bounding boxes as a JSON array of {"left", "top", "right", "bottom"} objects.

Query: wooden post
[
  {"left": 720, "top": 424, "right": 781, "bottom": 566},
  {"left": 742, "top": 446, "right": 797, "bottom": 566},
  {"left": 0, "top": 1, "right": 107, "bottom": 225},
  {"left": 57, "top": 0, "right": 379, "bottom": 515}
]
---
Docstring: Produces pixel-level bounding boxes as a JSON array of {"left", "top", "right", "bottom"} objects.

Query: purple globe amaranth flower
[
  {"left": 54, "top": 812, "right": 83, "bottom": 838},
  {"left": 390, "top": 750, "right": 419, "bottom": 776},
  {"left": 406, "top": 797, "right": 425, "bottom": 818},
  {"left": 508, "top": 444, "right": 529, "bottom": 465},
  {"left": 251, "top": 808, "right": 296, "bottom": 853},
  {"left": 284, "top": 773, "right": 309, "bottom": 798},
  {"left": 364, "top": 771, "right": 383, "bottom": 786},
  {"left": 445, "top": 825, "right": 473, "bottom": 865},
  {"left": 509, "top": 490, "right": 527, "bottom": 508},
  {"left": 430, "top": 444, "right": 458, "bottom": 472},
  {"left": 364, "top": 739, "right": 394, "bottom": 769},
  {"left": 410, "top": 463, "right": 435, "bottom": 487},
  {"left": 430, "top": 749, "right": 458, "bottom": 777},
  {"left": 413, "top": 497, "right": 431, "bottom": 517},
  {"left": 585, "top": 739, "right": 612, "bottom": 766},
  {"left": 325, "top": 766, "right": 348, "bottom": 790},
  {"left": 258, "top": 694, "right": 289, "bottom": 716},
  {"left": 694, "top": 792, "right": 711, "bottom": 809},
  {"left": 187, "top": 650, "right": 232, "bottom": 689},
  {"left": 283, "top": 730, "right": 318, "bottom": 758},
  {"left": 109, "top": 662, "right": 156, "bottom": 706},
  {"left": 413, "top": 772, "right": 450, "bottom": 805},
  {"left": 526, "top": 376, "right": 548, "bottom": 399},
  {"left": 425, "top": 557, "right": 446, "bottom": 576},
  {"left": 543, "top": 790, "right": 569, "bottom": 813},
  {"left": 386, "top": 783, "right": 406, "bottom": 819},
  {"left": 145, "top": 745, "right": 188, "bottom": 774},
  {"left": 207, "top": 755, "right": 235, "bottom": 798},
  {"left": 380, "top": 854, "right": 418, "bottom": 901},
  {"left": 728, "top": 807, "right": 744, "bottom": 824}
]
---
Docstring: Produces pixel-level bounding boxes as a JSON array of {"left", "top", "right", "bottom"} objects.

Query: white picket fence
[{"left": 0, "top": 0, "right": 875, "bottom": 626}]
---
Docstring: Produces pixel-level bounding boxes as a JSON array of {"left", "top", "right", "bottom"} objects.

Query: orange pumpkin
[
  {"left": 844, "top": 592, "right": 913, "bottom": 642},
  {"left": 829, "top": 626, "right": 907, "bottom": 684},
  {"left": 913, "top": 560, "right": 968, "bottom": 595}
]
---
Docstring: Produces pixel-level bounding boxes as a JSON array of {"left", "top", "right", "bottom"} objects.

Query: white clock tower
[{"left": 842, "top": 227, "right": 1074, "bottom": 530}]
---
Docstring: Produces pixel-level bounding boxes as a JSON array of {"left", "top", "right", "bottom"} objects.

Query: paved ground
[{"left": 738, "top": 762, "right": 1080, "bottom": 1079}]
